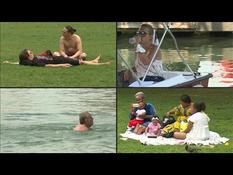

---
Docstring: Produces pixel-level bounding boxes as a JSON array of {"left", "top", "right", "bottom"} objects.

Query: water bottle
[
  {"left": 129, "top": 37, "right": 137, "bottom": 45},
  {"left": 132, "top": 103, "right": 139, "bottom": 108}
]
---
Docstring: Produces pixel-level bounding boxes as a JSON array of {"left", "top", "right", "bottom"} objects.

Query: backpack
[
  {"left": 161, "top": 116, "right": 176, "bottom": 138},
  {"left": 162, "top": 116, "right": 176, "bottom": 128}
]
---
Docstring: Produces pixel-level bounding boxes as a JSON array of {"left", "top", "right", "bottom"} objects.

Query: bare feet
[
  {"left": 79, "top": 56, "right": 112, "bottom": 65},
  {"left": 93, "top": 55, "right": 101, "bottom": 63},
  {"left": 105, "top": 61, "right": 112, "bottom": 65},
  {"left": 93, "top": 55, "right": 112, "bottom": 65}
]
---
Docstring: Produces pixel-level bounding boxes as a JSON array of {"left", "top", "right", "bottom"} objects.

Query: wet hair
[
  {"left": 180, "top": 94, "right": 192, "bottom": 104},
  {"left": 19, "top": 49, "right": 29, "bottom": 64},
  {"left": 193, "top": 102, "right": 206, "bottom": 112},
  {"left": 65, "top": 25, "right": 76, "bottom": 34},
  {"left": 79, "top": 112, "right": 93, "bottom": 128},
  {"left": 140, "top": 23, "right": 154, "bottom": 36}
]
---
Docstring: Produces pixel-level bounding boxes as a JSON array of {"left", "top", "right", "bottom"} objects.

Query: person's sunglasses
[{"left": 136, "top": 31, "right": 148, "bottom": 37}]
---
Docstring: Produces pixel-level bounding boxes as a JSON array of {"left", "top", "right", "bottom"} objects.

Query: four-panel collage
[{"left": 1, "top": 22, "right": 233, "bottom": 153}]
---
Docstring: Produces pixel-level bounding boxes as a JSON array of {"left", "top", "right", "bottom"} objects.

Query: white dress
[
  {"left": 186, "top": 112, "right": 210, "bottom": 141},
  {"left": 134, "top": 44, "right": 164, "bottom": 78}
]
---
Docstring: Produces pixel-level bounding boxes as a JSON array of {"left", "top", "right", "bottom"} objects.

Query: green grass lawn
[
  {"left": 117, "top": 88, "right": 233, "bottom": 153},
  {"left": 0, "top": 22, "right": 116, "bottom": 87}
]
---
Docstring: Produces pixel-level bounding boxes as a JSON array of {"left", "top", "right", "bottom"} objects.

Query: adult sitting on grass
[
  {"left": 165, "top": 94, "right": 192, "bottom": 119},
  {"left": 53, "top": 25, "right": 87, "bottom": 60},
  {"left": 161, "top": 94, "right": 192, "bottom": 138},
  {"left": 16, "top": 49, "right": 111, "bottom": 67},
  {"left": 128, "top": 91, "right": 157, "bottom": 134},
  {"left": 173, "top": 102, "right": 210, "bottom": 141}
]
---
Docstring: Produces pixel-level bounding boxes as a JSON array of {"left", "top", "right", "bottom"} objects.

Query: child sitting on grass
[
  {"left": 73, "top": 112, "right": 94, "bottom": 132},
  {"left": 145, "top": 116, "right": 161, "bottom": 137},
  {"left": 127, "top": 102, "right": 146, "bottom": 131},
  {"left": 174, "top": 102, "right": 210, "bottom": 141}
]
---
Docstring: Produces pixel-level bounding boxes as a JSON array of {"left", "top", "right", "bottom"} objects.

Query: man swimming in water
[{"left": 73, "top": 112, "right": 94, "bottom": 132}]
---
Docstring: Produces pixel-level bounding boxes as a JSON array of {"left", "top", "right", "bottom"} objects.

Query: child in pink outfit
[{"left": 145, "top": 117, "right": 161, "bottom": 136}]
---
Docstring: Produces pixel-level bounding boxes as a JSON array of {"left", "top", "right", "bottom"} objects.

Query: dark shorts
[{"left": 53, "top": 56, "right": 80, "bottom": 66}]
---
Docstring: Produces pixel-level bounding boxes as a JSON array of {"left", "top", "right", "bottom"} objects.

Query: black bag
[{"left": 162, "top": 115, "right": 176, "bottom": 128}]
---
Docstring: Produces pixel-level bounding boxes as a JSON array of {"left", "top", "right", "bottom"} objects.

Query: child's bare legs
[
  {"left": 134, "top": 125, "right": 146, "bottom": 135},
  {"left": 138, "top": 125, "right": 146, "bottom": 134},
  {"left": 133, "top": 124, "right": 140, "bottom": 134},
  {"left": 80, "top": 55, "right": 111, "bottom": 65},
  {"left": 152, "top": 129, "right": 162, "bottom": 136}
]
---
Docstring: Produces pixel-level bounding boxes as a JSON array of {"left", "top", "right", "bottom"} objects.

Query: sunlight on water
[{"left": 118, "top": 35, "right": 233, "bottom": 72}]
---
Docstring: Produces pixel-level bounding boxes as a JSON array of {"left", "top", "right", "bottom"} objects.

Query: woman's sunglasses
[{"left": 136, "top": 31, "right": 148, "bottom": 37}]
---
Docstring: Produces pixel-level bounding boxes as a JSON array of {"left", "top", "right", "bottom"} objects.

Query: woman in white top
[
  {"left": 174, "top": 102, "right": 210, "bottom": 141},
  {"left": 123, "top": 23, "right": 165, "bottom": 82}
]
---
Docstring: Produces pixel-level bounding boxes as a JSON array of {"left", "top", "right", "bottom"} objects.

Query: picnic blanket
[{"left": 120, "top": 131, "right": 229, "bottom": 146}]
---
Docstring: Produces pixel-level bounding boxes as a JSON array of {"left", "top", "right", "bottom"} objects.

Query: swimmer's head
[{"left": 79, "top": 112, "right": 94, "bottom": 128}]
